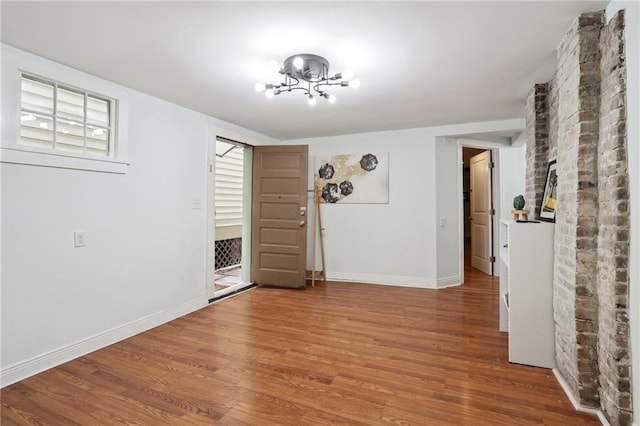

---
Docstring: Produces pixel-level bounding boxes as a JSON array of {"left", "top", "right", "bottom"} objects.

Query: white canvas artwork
[{"left": 314, "top": 152, "right": 389, "bottom": 204}]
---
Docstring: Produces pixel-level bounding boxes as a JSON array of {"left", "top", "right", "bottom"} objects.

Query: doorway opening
[
  {"left": 461, "top": 145, "right": 497, "bottom": 278},
  {"left": 210, "top": 136, "right": 253, "bottom": 299}
]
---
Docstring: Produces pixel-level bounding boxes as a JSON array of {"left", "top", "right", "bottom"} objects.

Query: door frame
[
  {"left": 456, "top": 138, "right": 503, "bottom": 283},
  {"left": 206, "top": 134, "right": 254, "bottom": 300},
  {"left": 206, "top": 136, "right": 216, "bottom": 299}
]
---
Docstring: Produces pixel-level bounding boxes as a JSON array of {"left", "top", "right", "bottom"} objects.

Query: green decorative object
[{"left": 513, "top": 195, "right": 525, "bottom": 210}]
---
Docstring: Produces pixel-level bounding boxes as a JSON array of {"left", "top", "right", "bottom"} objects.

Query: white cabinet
[{"left": 499, "top": 220, "right": 556, "bottom": 369}]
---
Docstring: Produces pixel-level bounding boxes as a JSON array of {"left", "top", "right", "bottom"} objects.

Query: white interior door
[{"left": 470, "top": 150, "right": 493, "bottom": 275}]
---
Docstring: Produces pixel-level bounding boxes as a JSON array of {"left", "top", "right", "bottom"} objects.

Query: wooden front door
[
  {"left": 251, "top": 145, "right": 308, "bottom": 288},
  {"left": 470, "top": 150, "right": 493, "bottom": 275}
]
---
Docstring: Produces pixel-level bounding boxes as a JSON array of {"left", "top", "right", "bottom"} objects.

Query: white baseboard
[
  {"left": 0, "top": 297, "right": 207, "bottom": 388},
  {"left": 436, "top": 275, "right": 462, "bottom": 288},
  {"left": 326, "top": 272, "right": 437, "bottom": 289},
  {"left": 552, "top": 369, "right": 609, "bottom": 426}
]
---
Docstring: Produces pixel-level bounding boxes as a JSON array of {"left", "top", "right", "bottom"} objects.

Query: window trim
[
  {"left": 1, "top": 44, "right": 130, "bottom": 174},
  {"left": 1, "top": 145, "right": 130, "bottom": 174}
]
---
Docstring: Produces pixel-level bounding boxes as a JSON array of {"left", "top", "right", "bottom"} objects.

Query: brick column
[
  {"left": 554, "top": 11, "right": 603, "bottom": 407},
  {"left": 524, "top": 83, "right": 549, "bottom": 214},
  {"left": 597, "top": 10, "right": 632, "bottom": 425},
  {"left": 548, "top": 77, "right": 559, "bottom": 161}
]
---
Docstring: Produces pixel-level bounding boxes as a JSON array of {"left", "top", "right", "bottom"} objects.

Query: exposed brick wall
[
  {"left": 574, "top": 12, "right": 603, "bottom": 407},
  {"left": 525, "top": 9, "right": 634, "bottom": 422},
  {"left": 553, "top": 11, "right": 603, "bottom": 407},
  {"left": 548, "top": 76, "right": 559, "bottom": 161},
  {"left": 552, "top": 38, "right": 578, "bottom": 393},
  {"left": 524, "top": 84, "right": 549, "bottom": 213},
  {"left": 597, "top": 10, "right": 632, "bottom": 425}
]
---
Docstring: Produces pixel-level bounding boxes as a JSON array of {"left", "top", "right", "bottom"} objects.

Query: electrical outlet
[
  {"left": 74, "top": 231, "right": 86, "bottom": 247},
  {"left": 192, "top": 198, "right": 202, "bottom": 210}
]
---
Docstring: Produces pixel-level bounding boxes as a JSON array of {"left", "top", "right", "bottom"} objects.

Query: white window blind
[
  {"left": 19, "top": 74, "right": 113, "bottom": 157},
  {"left": 215, "top": 143, "right": 244, "bottom": 228}
]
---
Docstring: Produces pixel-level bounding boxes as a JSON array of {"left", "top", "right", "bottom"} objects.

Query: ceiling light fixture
[{"left": 255, "top": 54, "right": 359, "bottom": 105}]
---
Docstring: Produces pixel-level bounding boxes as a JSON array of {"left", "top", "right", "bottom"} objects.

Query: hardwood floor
[{"left": 2, "top": 271, "right": 599, "bottom": 425}]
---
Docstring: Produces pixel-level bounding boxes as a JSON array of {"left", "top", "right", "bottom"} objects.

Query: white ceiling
[{"left": 1, "top": 1, "right": 609, "bottom": 141}]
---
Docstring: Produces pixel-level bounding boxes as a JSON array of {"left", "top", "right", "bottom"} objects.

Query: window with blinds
[
  {"left": 215, "top": 142, "right": 244, "bottom": 231},
  {"left": 19, "top": 74, "right": 114, "bottom": 157}
]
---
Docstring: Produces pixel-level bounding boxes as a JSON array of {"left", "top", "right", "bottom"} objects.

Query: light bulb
[
  {"left": 350, "top": 79, "right": 361, "bottom": 89},
  {"left": 322, "top": 92, "right": 336, "bottom": 103},
  {"left": 308, "top": 94, "right": 316, "bottom": 105},
  {"left": 265, "top": 89, "right": 275, "bottom": 98},
  {"left": 255, "top": 82, "right": 265, "bottom": 92},
  {"left": 342, "top": 69, "right": 354, "bottom": 79},
  {"left": 293, "top": 56, "right": 304, "bottom": 70}
]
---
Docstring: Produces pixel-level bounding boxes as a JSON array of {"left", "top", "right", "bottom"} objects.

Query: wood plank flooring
[{"left": 1, "top": 268, "right": 600, "bottom": 425}]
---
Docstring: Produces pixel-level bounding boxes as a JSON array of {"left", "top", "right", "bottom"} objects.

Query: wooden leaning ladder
[{"left": 308, "top": 186, "right": 327, "bottom": 287}]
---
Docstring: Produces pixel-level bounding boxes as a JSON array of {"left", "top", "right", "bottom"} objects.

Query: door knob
[{"left": 299, "top": 221, "right": 305, "bottom": 227}]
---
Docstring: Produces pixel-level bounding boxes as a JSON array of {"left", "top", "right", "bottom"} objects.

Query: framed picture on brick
[{"left": 539, "top": 160, "right": 558, "bottom": 222}]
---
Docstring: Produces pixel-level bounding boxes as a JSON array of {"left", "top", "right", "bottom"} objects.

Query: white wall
[
  {"left": 287, "top": 119, "right": 524, "bottom": 288},
  {"left": 499, "top": 141, "right": 527, "bottom": 220},
  {"left": 435, "top": 137, "right": 460, "bottom": 286},
  {"left": 0, "top": 45, "right": 276, "bottom": 386},
  {"left": 605, "top": 1, "right": 639, "bottom": 423},
  {"left": 294, "top": 127, "right": 438, "bottom": 288}
]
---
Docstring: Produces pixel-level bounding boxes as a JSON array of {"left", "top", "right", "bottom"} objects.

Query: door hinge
[
  {"left": 490, "top": 256, "right": 496, "bottom": 263},
  {"left": 488, "top": 161, "right": 495, "bottom": 169},
  {"left": 489, "top": 208, "right": 495, "bottom": 216},
  {"left": 209, "top": 164, "right": 213, "bottom": 172}
]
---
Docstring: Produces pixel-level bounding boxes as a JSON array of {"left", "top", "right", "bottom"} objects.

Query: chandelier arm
[
  {"left": 285, "top": 75, "right": 300, "bottom": 86},
  {"left": 319, "top": 81, "right": 348, "bottom": 87},
  {"left": 312, "top": 82, "right": 326, "bottom": 95},
  {"left": 281, "top": 87, "right": 310, "bottom": 93}
]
